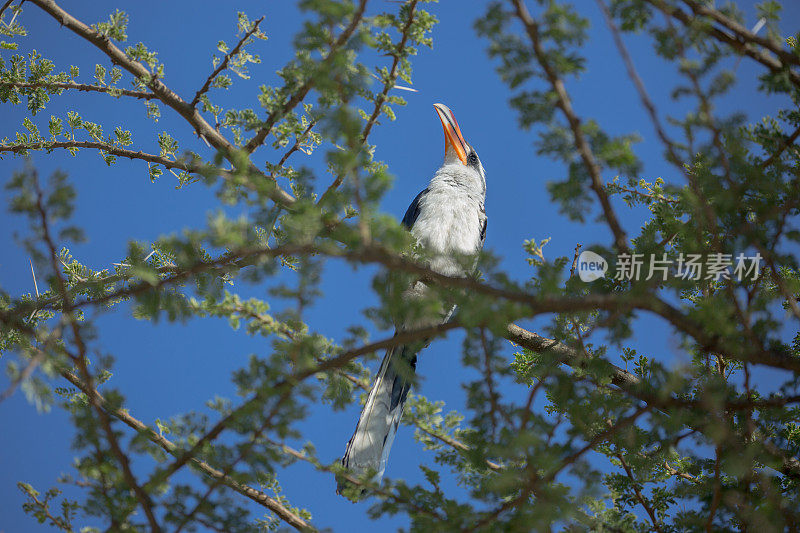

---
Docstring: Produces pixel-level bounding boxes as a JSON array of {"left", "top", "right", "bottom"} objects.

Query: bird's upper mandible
[
  {"left": 433, "top": 102, "right": 470, "bottom": 166},
  {"left": 432, "top": 102, "right": 485, "bottom": 185}
]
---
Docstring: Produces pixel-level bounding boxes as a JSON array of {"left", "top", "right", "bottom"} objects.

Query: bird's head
[{"left": 433, "top": 103, "right": 485, "bottom": 190}]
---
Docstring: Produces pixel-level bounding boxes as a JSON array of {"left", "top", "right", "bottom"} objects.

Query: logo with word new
[{"left": 577, "top": 250, "right": 608, "bottom": 282}]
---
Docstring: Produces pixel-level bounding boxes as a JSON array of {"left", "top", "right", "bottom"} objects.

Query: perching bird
[{"left": 338, "top": 103, "right": 487, "bottom": 496}]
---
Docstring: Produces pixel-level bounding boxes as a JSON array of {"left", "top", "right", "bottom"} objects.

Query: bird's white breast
[{"left": 410, "top": 164, "right": 486, "bottom": 278}]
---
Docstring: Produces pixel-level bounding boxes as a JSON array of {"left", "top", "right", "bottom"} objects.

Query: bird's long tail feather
[{"left": 338, "top": 341, "right": 417, "bottom": 496}]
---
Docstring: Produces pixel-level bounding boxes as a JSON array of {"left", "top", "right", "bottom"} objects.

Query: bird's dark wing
[
  {"left": 480, "top": 205, "right": 487, "bottom": 246},
  {"left": 401, "top": 188, "right": 429, "bottom": 230}
]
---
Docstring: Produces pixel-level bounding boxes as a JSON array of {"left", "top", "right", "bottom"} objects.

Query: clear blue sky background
[{"left": 1, "top": 1, "right": 798, "bottom": 531}]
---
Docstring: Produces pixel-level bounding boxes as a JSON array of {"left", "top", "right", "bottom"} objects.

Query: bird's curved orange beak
[{"left": 433, "top": 103, "right": 468, "bottom": 165}]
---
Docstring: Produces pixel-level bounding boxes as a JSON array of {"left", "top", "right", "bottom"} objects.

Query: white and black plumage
[{"left": 338, "top": 103, "right": 487, "bottom": 496}]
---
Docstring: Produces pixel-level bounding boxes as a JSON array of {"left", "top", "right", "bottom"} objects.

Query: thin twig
[
  {"left": 318, "top": 0, "right": 420, "bottom": 203},
  {"left": 0, "top": 0, "right": 16, "bottom": 20},
  {"left": 0, "top": 349, "right": 45, "bottom": 402},
  {"left": 0, "top": 80, "right": 157, "bottom": 99},
  {"left": 479, "top": 327, "right": 501, "bottom": 435},
  {"left": 274, "top": 119, "right": 317, "bottom": 171},
  {"left": 617, "top": 452, "right": 663, "bottom": 532},
  {"left": 191, "top": 16, "right": 265, "bottom": 107},
  {"left": 595, "top": 0, "right": 685, "bottom": 171},
  {"left": 414, "top": 425, "right": 503, "bottom": 471},
  {"left": 243, "top": 0, "right": 368, "bottom": 154},
  {"left": 610, "top": 184, "right": 680, "bottom": 205},
  {"left": 762, "top": 125, "right": 800, "bottom": 168},
  {"left": 1, "top": 140, "right": 197, "bottom": 172}
]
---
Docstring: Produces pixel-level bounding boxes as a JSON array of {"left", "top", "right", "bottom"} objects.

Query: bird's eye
[{"left": 467, "top": 152, "right": 478, "bottom": 166}]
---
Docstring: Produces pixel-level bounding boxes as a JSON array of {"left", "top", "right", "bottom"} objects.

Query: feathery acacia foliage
[{"left": 0, "top": 0, "right": 799, "bottom": 530}]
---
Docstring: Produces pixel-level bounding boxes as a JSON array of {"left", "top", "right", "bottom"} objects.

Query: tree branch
[
  {"left": 234, "top": 303, "right": 505, "bottom": 472},
  {"left": 505, "top": 323, "right": 640, "bottom": 389},
  {"left": 318, "top": 0, "right": 420, "bottom": 203},
  {"left": 28, "top": 0, "right": 295, "bottom": 206},
  {"left": 706, "top": 444, "right": 722, "bottom": 531},
  {"left": 190, "top": 16, "right": 265, "bottom": 107},
  {"left": 58, "top": 370, "right": 316, "bottom": 532},
  {"left": 511, "top": 0, "right": 629, "bottom": 253},
  {"left": 414, "top": 424, "right": 503, "bottom": 471},
  {"left": 762, "top": 125, "right": 800, "bottom": 168},
  {"left": 242, "top": 0, "right": 368, "bottom": 154},
  {"left": 642, "top": 0, "right": 800, "bottom": 89},
  {"left": 679, "top": 0, "right": 800, "bottom": 71},
  {"left": 0, "top": 80, "right": 157, "bottom": 99},
  {"left": 617, "top": 452, "right": 663, "bottom": 531},
  {"left": 595, "top": 0, "right": 685, "bottom": 170},
  {"left": 505, "top": 323, "right": 800, "bottom": 480},
  {"left": 0, "top": 0, "right": 15, "bottom": 20},
  {"left": 31, "top": 171, "right": 163, "bottom": 532},
  {"left": 15, "top": 237, "right": 800, "bottom": 375},
  {"left": 0, "top": 140, "right": 199, "bottom": 172}
]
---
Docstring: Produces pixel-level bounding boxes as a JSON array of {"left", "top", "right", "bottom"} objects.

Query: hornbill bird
[{"left": 338, "top": 103, "right": 487, "bottom": 496}]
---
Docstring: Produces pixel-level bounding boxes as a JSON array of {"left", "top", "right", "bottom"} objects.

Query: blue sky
[{"left": 1, "top": 1, "right": 798, "bottom": 531}]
